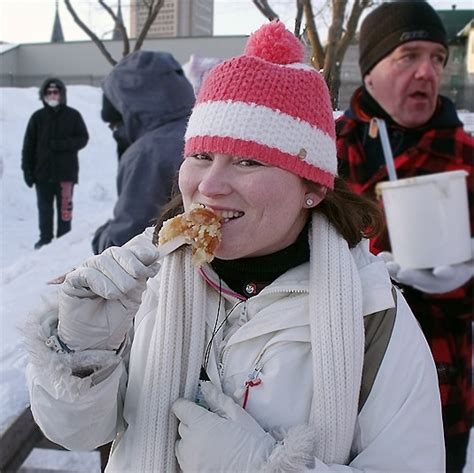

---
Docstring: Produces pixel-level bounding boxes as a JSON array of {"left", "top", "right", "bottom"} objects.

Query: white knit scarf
[
  {"left": 308, "top": 213, "right": 364, "bottom": 464},
  {"left": 134, "top": 248, "right": 208, "bottom": 472},
  {"left": 132, "top": 212, "right": 364, "bottom": 471}
]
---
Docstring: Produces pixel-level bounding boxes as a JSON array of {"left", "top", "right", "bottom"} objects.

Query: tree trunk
[
  {"left": 301, "top": 0, "right": 373, "bottom": 108},
  {"left": 301, "top": 0, "right": 324, "bottom": 69},
  {"left": 327, "top": 61, "right": 342, "bottom": 109}
]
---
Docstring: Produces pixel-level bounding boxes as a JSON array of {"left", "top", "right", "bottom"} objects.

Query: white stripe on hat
[{"left": 185, "top": 100, "right": 337, "bottom": 175}]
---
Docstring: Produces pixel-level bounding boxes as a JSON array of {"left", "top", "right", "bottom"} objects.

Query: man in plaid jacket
[{"left": 336, "top": 3, "right": 473, "bottom": 472}]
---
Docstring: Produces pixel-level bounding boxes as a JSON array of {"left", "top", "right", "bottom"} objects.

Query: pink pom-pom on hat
[
  {"left": 245, "top": 21, "right": 304, "bottom": 64},
  {"left": 184, "top": 21, "right": 337, "bottom": 188}
]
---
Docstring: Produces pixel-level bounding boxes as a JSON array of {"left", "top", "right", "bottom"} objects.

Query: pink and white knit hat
[{"left": 184, "top": 21, "right": 337, "bottom": 188}]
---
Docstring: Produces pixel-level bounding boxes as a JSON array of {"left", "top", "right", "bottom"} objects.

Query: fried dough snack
[{"left": 156, "top": 204, "right": 222, "bottom": 266}]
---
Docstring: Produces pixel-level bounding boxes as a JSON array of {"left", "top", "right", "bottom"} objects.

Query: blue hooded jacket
[{"left": 92, "top": 51, "right": 195, "bottom": 254}]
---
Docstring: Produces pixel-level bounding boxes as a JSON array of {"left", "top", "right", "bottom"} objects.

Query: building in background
[
  {"left": 437, "top": 8, "right": 474, "bottom": 110},
  {"left": 130, "top": 0, "right": 213, "bottom": 38},
  {"left": 2, "top": 4, "right": 472, "bottom": 111}
]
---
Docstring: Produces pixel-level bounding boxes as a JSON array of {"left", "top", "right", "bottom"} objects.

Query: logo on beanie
[{"left": 400, "top": 30, "right": 429, "bottom": 42}]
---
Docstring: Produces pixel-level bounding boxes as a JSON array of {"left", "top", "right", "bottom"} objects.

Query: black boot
[{"left": 34, "top": 238, "right": 52, "bottom": 250}]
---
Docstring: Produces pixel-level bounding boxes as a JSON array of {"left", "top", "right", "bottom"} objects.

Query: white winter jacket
[{"left": 26, "top": 237, "right": 445, "bottom": 472}]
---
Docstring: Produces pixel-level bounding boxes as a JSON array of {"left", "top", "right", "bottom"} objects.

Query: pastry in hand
[{"left": 156, "top": 204, "right": 222, "bottom": 266}]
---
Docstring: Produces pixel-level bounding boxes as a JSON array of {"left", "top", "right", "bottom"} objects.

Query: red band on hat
[{"left": 185, "top": 135, "right": 335, "bottom": 189}]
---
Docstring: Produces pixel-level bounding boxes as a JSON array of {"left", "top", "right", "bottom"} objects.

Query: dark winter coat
[
  {"left": 336, "top": 86, "right": 473, "bottom": 437},
  {"left": 21, "top": 77, "right": 89, "bottom": 185},
  {"left": 92, "top": 51, "right": 195, "bottom": 254}
]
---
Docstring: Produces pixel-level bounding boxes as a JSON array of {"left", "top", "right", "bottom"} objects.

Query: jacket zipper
[{"left": 216, "top": 286, "right": 307, "bottom": 378}]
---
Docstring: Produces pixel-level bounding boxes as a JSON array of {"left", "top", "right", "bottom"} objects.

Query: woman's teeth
[{"left": 219, "top": 210, "right": 244, "bottom": 223}]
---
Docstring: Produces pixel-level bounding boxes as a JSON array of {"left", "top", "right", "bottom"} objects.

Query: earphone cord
[
  {"left": 203, "top": 277, "right": 222, "bottom": 371},
  {"left": 202, "top": 278, "right": 244, "bottom": 374}
]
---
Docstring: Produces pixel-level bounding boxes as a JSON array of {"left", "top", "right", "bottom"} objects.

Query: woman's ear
[{"left": 304, "top": 185, "right": 327, "bottom": 208}]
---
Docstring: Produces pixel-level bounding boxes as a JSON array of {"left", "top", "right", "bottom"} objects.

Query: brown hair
[
  {"left": 314, "top": 177, "right": 383, "bottom": 247},
  {"left": 153, "top": 177, "right": 383, "bottom": 248}
]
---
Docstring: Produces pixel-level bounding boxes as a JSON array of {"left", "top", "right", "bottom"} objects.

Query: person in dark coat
[
  {"left": 335, "top": 3, "right": 473, "bottom": 472},
  {"left": 22, "top": 78, "right": 89, "bottom": 249},
  {"left": 91, "top": 50, "right": 195, "bottom": 255}
]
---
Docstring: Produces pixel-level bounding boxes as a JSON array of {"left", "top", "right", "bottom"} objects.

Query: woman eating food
[{"left": 25, "top": 21, "right": 444, "bottom": 472}]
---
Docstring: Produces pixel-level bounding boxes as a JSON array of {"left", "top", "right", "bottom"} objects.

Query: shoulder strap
[{"left": 358, "top": 287, "right": 397, "bottom": 413}]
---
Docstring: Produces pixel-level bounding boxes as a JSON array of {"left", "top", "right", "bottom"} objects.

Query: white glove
[
  {"left": 378, "top": 251, "right": 473, "bottom": 294},
  {"left": 58, "top": 243, "right": 160, "bottom": 351},
  {"left": 172, "top": 382, "right": 276, "bottom": 472}
]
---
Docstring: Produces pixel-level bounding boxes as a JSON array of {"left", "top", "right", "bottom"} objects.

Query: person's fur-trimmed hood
[{"left": 39, "top": 77, "right": 67, "bottom": 106}]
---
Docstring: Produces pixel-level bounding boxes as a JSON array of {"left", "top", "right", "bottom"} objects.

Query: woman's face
[{"left": 179, "top": 153, "right": 315, "bottom": 259}]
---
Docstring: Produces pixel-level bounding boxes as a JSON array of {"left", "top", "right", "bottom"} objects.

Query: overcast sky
[{"left": 0, "top": 0, "right": 468, "bottom": 45}]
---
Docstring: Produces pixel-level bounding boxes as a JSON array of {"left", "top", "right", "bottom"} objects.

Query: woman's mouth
[{"left": 218, "top": 210, "right": 245, "bottom": 223}]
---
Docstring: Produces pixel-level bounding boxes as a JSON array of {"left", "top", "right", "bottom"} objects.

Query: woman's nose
[{"left": 198, "top": 163, "right": 232, "bottom": 197}]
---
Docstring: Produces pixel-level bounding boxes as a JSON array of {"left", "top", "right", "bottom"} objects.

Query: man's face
[
  {"left": 364, "top": 41, "right": 447, "bottom": 128},
  {"left": 45, "top": 85, "right": 60, "bottom": 106}
]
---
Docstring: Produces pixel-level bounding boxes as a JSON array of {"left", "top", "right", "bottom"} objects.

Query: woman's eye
[
  {"left": 236, "top": 159, "right": 264, "bottom": 167},
  {"left": 192, "top": 153, "right": 212, "bottom": 161}
]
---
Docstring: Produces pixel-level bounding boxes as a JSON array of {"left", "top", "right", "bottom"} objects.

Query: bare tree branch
[
  {"left": 294, "top": 0, "right": 304, "bottom": 37},
  {"left": 336, "top": 0, "right": 372, "bottom": 64},
  {"left": 134, "top": 0, "right": 166, "bottom": 51},
  {"left": 252, "top": 0, "right": 279, "bottom": 21},
  {"left": 98, "top": 0, "right": 118, "bottom": 23},
  {"left": 296, "top": 0, "right": 373, "bottom": 107},
  {"left": 323, "top": 0, "right": 346, "bottom": 80},
  {"left": 98, "top": 0, "right": 130, "bottom": 56},
  {"left": 301, "top": 0, "right": 324, "bottom": 69},
  {"left": 64, "top": 0, "right": 117, "bottom": 65}
]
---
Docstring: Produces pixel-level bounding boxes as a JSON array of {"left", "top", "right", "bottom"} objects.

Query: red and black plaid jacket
[{"left": 336, "top": 87, "right": 473, "bottom": 437}]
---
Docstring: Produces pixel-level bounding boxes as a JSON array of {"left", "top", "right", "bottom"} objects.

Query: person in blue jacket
[{"left": 92, "top": 50, "right": 195, "bottom": 254}]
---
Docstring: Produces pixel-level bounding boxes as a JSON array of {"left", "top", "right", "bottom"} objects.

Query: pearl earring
[{"left": 305, "top": 197, "right": 314, "bottom": 207}]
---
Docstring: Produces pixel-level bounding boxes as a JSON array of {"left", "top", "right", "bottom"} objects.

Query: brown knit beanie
[{"left": 359, "top": 1, "right": 448, "bottom": 77}]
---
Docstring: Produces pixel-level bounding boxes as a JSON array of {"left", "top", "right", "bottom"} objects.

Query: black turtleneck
[{"left": 211, "top": 223, "right": 310, "bottom": 298}]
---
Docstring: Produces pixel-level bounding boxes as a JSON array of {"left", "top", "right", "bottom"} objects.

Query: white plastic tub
[{"left": 375, "top": 170, "right": 470, "bottom": 269}]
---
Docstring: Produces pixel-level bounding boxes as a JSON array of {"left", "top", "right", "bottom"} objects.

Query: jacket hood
[
  {"left": 40, "top": 77, "right": 67, "bottom": 106},
  {"left": 101, "top": 50, "right": 195, "bottom": 143}
]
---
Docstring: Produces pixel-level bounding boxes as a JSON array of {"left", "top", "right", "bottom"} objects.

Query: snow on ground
[
  {"left": 0, "top": 43, "right": 18, "bottom": 54},
  {"left": 0, "top": 86, "right": 472, "bottom": 471},
  {"left": 19, "top": 448, "right": 101, "bottom": 472}
]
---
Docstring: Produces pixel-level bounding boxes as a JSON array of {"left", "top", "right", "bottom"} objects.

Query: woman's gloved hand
[
  {"left": 172, "top": 382, "right": 276, "bottom": 472},
  {"left": 58, "top": 243, "right": 160, "bottom": 352},
  {"left": 378, "top": 250, "right": 473, "bottom": 294}
]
